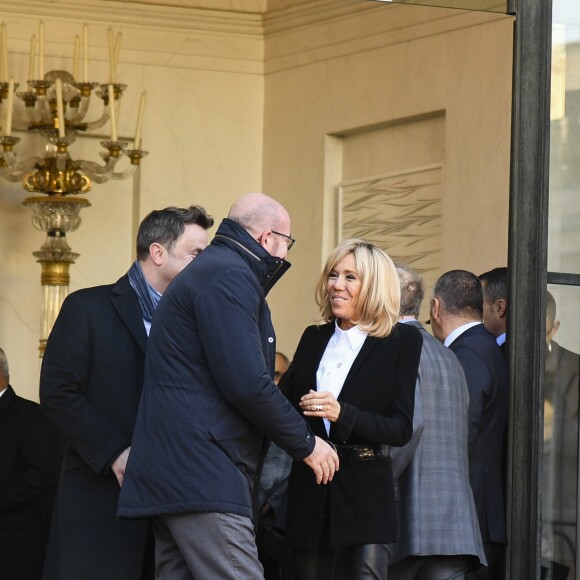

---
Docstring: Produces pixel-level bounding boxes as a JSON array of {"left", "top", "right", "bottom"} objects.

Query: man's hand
[
  {"left": 111, "top": 446, "right": 131, "bottom": 487},
  {"left": 303, "top": 436, "right": 339, "bottom": 484}
]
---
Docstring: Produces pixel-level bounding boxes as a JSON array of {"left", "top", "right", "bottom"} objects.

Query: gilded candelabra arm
[
  {"left": 15, "top": 90, "right": 41, "bottom": 128},
  {"left": 109, "top": 149, "right": 148, "bottom": 180},
  {"left": 0, "top": 155, "right": 43, "bottom": 181},
  {"left": 77, "top": 157, "right": 120, "bottom": 183},
  {"left": 66, "top": 82, "right": 99, "bottom": 126},
  {"left": 81, "top": 83, "right": 126, "bottom": 131},
  {"left": 0, "top": 136, "right": 43, "bottom": 179},
  {"left": 23, "top": 81, "right": 55, "bottom": 128}
]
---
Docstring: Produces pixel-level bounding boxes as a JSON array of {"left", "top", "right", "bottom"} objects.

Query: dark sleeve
[
  {"left": 265, "top": 447, "right": 293, "bottom": 515},
  {"left": 332, "top": 326, "right": 423, "bottom": 446},
  {"left": 40, "top": 292, "right": 130, "bottom": 474},
  {"left": 195, "top": 271, "right": 315, "bottom": 461},
  {"left": 0, "top": 406, "right": 60, "bottom": 517},
  {"left": 452, "top": 344, "right": 493, "bottom": 453}
]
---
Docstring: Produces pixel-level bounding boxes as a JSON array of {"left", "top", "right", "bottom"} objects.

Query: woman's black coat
[{"left": 282, "top": 321, "right": 422, "bottom": 551}]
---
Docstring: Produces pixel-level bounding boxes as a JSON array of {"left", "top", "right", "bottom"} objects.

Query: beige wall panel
[
  {"left": 262, "top": 5, "right": 513, "bottom": 359},
  {"left": 0, "top": 9, "right": 264, "bottom": 400}
]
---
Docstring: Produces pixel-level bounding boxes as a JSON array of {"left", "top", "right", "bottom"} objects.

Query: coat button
[{"left": 268, "top": 337, "right": 274, "bottom": 343}]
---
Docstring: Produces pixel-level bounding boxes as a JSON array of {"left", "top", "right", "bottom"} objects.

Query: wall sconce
[{"left": 0, "top": 21, "right": 148, "bottom": 355}]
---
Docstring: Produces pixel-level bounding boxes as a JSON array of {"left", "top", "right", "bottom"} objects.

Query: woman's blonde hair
[{"left": 315, "top": 239, "right": 400, "bottom": 338}]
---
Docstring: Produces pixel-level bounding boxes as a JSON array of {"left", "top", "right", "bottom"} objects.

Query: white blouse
[{"left": 316, "top": 321, "right": 368, "bottom": 434}]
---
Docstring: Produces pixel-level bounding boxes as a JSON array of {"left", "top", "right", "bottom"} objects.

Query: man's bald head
[
  {"left": 228, "top": 193, "right": 293, "bottom": 260},
  {"left": 228, "top": 193, "right": 290, "bottom": 237}
]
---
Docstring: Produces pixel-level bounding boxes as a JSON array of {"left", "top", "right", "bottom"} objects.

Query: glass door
[{"left": 542, "top": 2, "right": 580, "bottom": 578}]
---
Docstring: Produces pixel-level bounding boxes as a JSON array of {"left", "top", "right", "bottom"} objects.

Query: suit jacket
[
  {"left": 390, "top": 322, "right": 486, "bottom": 566},
  {"left": 0, "top": 386, "right": 61, "bottom": 580},
  {"left": 40, "top": 275, "right": 153, "bottom": 580},
  {"left": 283, "top": 321, "right": 422, "bottom": 552},
  {"left": 543, "top": 341, "right": 580, "bottom": 570},
  {"left": 448, "top": 323, "right": 509, "bottom": 544}
]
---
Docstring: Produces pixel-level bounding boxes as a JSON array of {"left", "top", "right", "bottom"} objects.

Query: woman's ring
[{"left": 315, "top": 404, "right": 323, "bottom": 411}]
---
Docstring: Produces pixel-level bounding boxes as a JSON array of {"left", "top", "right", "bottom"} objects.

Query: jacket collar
[
  {"left": 212, "top": 218, "right": 291, "bottom": 297},
  {"left": 111, "top": 275, "right": 148, "bottom": 354},
  {"left": 0, "top": 384, "right": 15, "bottom": 417}
]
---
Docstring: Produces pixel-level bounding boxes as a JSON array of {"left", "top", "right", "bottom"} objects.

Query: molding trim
[
  {"left": 263, "top": 1, "right": 512, "bottom": 74},
  {"left": 0, "top": 0, "right": 264, "bottom": 35},
  {"left": 0, "top": 0, "right": 513, "bottom": 75}
]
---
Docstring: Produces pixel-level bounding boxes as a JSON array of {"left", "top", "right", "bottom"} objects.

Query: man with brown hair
[{"left": 41, "top": 205, "right": 214, "bottom": 580}]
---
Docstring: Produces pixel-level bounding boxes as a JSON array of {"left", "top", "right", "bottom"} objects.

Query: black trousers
[
  {"left": 290, "top": 543, "right": 391, "bottom": 580},
  {"left": 288, "top": 499, "right": 390, "bottom": 580}
]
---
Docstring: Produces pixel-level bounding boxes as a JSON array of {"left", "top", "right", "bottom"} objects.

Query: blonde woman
[{"left": 281, "top": 239, "right": 422, "bottom": 579}]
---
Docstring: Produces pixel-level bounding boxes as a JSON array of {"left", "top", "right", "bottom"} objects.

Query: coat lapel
[
  {"left": 337, "top": 335, "right": 379, "bottom": 401},
  {"left": 0, "top": 384, "right": 14, "bottom": 418},
  {"left": 111, "top": 275, "right": 147, "bottom": 355},
  {"left": 305, "top": 324, "right": 335, "bottom": 436}
]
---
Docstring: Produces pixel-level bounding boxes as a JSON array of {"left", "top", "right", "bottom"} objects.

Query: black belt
[{"left": 332, "top": 443, "right": 390, "bottom": 464}]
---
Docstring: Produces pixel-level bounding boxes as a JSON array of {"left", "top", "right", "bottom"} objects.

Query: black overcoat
[
  {"left": 448, "top": 323, "right": 509, "bottom": 544},
  {"left": 0, "top": 386, "right": 61, "bottom": 580},
  {"left": 283, "top": 321, "right": 422, "bottom": 551},
  {"left": 40, "top": 275, "right": 153, "bottom": 580}
]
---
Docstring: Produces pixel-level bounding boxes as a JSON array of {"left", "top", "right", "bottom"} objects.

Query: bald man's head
[
  {"left": 228, "top": 193, "right": 293, "bottom": 260},
  {"left": 228, "top": 193, "right": 289, "bottom": 236}
]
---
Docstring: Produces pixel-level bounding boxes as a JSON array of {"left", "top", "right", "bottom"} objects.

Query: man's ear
[
  {"left": 256, "top": 230, "right": 272, "bottom": 251},
  {"left": 431, "top": 297, "right": 441, "bottom": 320},
  {"left": 149, "top": 242, "right": 165, "bottom": 266},
  {"left": 495, "top": 299, "right": 507, "bottom": 318}
]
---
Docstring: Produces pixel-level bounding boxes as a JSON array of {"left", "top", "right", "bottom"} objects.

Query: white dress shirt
[
  {"left": 316, "top": 321, "right": 368, "bottom": 434},
  {"left": 444, "top": 321, "right": 482, "bottom": 347}
]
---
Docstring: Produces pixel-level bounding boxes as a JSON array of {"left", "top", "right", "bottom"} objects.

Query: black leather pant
[
  {"left": 290, "top": 543, "right": 391, "bottom": 580},
  {"left": 388, "top": 555, "right": 471, "bottom": 579}
]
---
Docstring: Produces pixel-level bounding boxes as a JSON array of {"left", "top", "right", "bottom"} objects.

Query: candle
[
  {"left": 115, "top": 32, "right": 122, "bottom": 76},
  {"left": 0, "top": 29, "right": 3, "bottom": 83},
  {"left": 28, "top": 35, "right": 36, "bottom": 80},
  {"left": 5, "top": 77, "right": 14, "bottom": 136},
  {"left": 39, "top": 21, "right": 44, "bottom": 79},
  {"left": 1, "top": 24, "right": 8, "bottom": 83},
  {"left": 55, "top": 78, "right": 65, "bottom": 138},
  {"left": 108, "top": 84, "right": 117, "bottom": 142},
  {"left": 72, "top": 35, "right": 79, "bottom": 80},
  {"left": 108, "top": 28, "right": 115, "bottom": 84},
  {"left": 134, "top": 92, "right": 147, "bottom": 149},
  {"left": 83, "top": 24, "right": 88, "bottom": 83}
]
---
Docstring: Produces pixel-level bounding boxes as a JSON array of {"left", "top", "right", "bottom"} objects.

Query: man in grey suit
[{"left": 388, "top": 266, "right": 486, "bottom": 579}]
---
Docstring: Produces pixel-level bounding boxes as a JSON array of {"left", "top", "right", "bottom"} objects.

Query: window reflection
[
  {"left": 543, "top": 4, "right": 580, "bottom": 575},
  {"left": 542, "top": 286, "right": 580, "bottom": 579}
]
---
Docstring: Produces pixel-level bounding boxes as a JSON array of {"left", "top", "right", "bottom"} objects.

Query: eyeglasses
[{"left": 271, "top": 230, "right": 296, "bottom": 251}]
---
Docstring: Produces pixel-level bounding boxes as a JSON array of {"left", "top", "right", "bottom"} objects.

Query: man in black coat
[
  {"left": 40, "top": 205, "right": 214, "bottom": 580},
  {"left": 119, "top": 193, "right": 339, "bottom": 579},
  {"left": 430, "top": 269, "right": 509, "bottom": 580},
  {"left": 0, "top": 347, "right": 61, "bottom": 580},
  {"left": 542, "top": 291, "right": 580, "bottom": 578},
  {"left": 479, "top": 267, "right": 508, "bottom": 358}
]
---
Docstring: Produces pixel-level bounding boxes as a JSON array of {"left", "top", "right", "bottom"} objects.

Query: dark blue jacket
[
  {"left": 118, "top": 219, "right": 315, "bottom": 520},
  {"left": 449, "top": 323, "right": 509, "bottom": 544}
]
